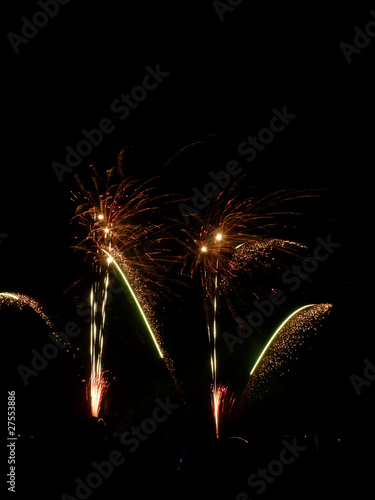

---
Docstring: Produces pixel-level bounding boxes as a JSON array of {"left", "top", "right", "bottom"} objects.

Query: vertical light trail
[
  {"left": 202, "top": 258, "right": 218, "bottom": 435},
  {"left": 202, "top": 262, "right": 214, "bottom": 378},
  {"left": 89, "top": 215, "right": 111, "bottom": 418},
  {"left": 211, "top": 232, "right": 222, "bottom": 438},
  {"left": 212, "top": 260, "right": 219, "bottom": 438},
  {"left": 90, "top": 267, "right": 110, "bottom": 417}
]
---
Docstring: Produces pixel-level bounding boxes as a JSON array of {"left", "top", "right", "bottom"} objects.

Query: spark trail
[
  {"left": 100, "top": 247, "right": 182, "bottom": 398},
  {"left": 0, "top": 292, "right": 55, "bottom": 330},
  {"left": 87, "top": 212, "right": 112, "bottom": 417},
  {"left": 242, "top": 303, "right": 333, "bottom": 404},
  {"left": 101, "top": 248, "right": 164, "bottom": 359}
]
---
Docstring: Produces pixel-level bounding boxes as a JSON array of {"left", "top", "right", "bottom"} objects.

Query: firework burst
[
  {"left": 175, "top": 187, "right": 313, "bottom": 437},
  {"left": 178, "top": 189, "right": 309, "bottom": 290},
  {"left": 71, "top": 158, "right": 181, "bottom": 415},
  {"left": 71, "top": 159, "right": 172, "bottom": 278}
]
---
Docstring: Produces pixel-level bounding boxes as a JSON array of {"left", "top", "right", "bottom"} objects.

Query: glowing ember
[
  {"left": 89, "top": 372, "right": 110, "bottom": 418},
  {"left": 211, "top": 383, "right": 237, "bottom": 438}
]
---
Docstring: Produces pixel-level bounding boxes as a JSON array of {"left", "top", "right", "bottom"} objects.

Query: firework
[
  {"left": 101, "top": 248, "right": 163, "bottom": 358},
  {"left": 0, "top": 292, "right": 55, "bottom": 331},
  {"left": 89, "top": 371, "right": 110, "bottom": 419},
  {"left": 71, "top": 161, "right": 172, "bottom": 279},
  {"left": 88, "top": 244, "right": 111, "bottom": 417},
  {"left": 242, "top": 303, "right": 333, "bottom": 403},
  {"left": 71, "top": 158, "right": 181, "bottom": 415},
  {"left": 211, "top": 383, "right": 237, "bottom": 438},
  {"left": 178, "top": 188, "right": 310, "bottom": 284},
  {"left": 100, "top": 247, "right": 184, "bottom": 399},
  {"left": 176, "top": 188, "right": 310, "bottom": 437}
]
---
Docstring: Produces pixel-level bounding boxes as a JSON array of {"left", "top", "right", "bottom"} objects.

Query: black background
[{"left": 1, "top": 1, "right": 374, "bottom": 499}]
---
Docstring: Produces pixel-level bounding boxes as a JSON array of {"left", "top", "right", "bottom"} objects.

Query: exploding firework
[
  {"left": 178, "top": 189, "right": 310, "bottom": 285},
  {"left": 71, "top": 157, "right": 181, "bottom": 415},
  {"left": 176, "top": 188, "right": 310, "bottom": 437},
  {"left": 241, "top": 303, "right": 333, "bottom": 404},
  {"left": 71, "top": 159, "right": 172, "bottom": 280}
]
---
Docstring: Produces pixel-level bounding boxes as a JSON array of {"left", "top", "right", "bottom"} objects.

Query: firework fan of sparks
[
  {"left": 177, "top": 188, "right": 315, "bottom": 296},
  {"left": 71, "top": 159, "right": 173, "bottom": 279},
  {"left": 175, "top": 187, "right": 314, "bottom": 436},
  {"left": 240, "top": 303, "right": 333, "bottom": 405},
  {"left": 163, "top": 138, "right": 320, "bottom": 282},
  {"left": 70, "top": 157, "right": 183, "bottom": 415},
  {"left": 0, "top": 292, "right": 55, "bottom": 330}
]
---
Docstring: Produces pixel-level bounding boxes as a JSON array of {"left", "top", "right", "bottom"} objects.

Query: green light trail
[
  {"left": 101, "top": 249, "right": 164, "bottom": 359},
  {"left": 249, "top": 304, "right": 315, "bottom": 375}
]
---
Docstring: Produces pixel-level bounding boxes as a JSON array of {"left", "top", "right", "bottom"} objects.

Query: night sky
[{"left": 2, "top": 2, "right": 374, "bottom": 499}]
